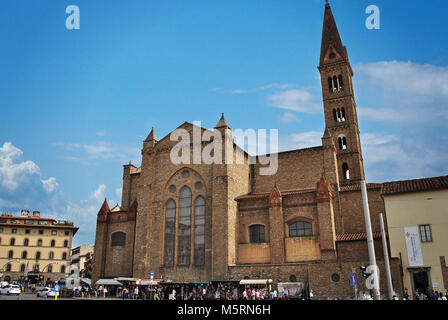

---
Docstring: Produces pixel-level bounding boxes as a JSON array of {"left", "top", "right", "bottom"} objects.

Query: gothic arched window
[
  {"left": 338, "top": 136, "right": 347, "bottom": 150},
  {"left": 343, "top": 163, "right": 350, "bottom": 180},
  {"left": 328, "top": 77, "right": 333, "bottom": 93},
  {"left": 341, "top": 107, "right": 346, "bottom": 120},
  {"left": 249, "top": 225, "right": 265, "bottom": 243},
  {"left": 338, "top": 75, "right": 344, "bottom": 91},
  {"left": 194, "top": 196, "right": 205, "bottom": 266},
  {"left": 164, "top": 199, "right": 176, "bottom": 266},
  {"left": 289, "top": 221, "right": 313, "bottom": 237},
  {"left": 333, "top": 76, "right": 338, "bottom": 92},
  {"left": 178, "top": 187, "right": 192, "bottom": 265},
  {"left": 111, "top": 232, "right": 126, "bottom": 247}
]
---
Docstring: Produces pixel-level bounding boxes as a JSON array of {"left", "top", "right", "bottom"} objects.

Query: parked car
[
  {"left": 0, "top": 285, "right": 21, "bottom": 295},
  {"left": 36, "top": 287, "right": 56, "bottom": 298}
]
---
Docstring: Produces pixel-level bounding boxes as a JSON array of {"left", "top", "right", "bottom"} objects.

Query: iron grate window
[
  {"left": 289, "top": 221, "right": 313, "bottom": 237},
  {"left": 249, "top": 225, "right": 265, "bottom": 243},
  {"left": 419, "top": 224, "right": 432, "bottom": 243}
]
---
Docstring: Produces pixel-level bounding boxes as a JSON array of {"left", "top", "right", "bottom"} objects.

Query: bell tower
[{"left": 318, "top": 0, "right": 365, "bottom": 184}]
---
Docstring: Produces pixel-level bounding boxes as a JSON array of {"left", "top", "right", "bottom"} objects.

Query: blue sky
[{"left": 0, "top": 0, "right": 447, "bottom": 246}]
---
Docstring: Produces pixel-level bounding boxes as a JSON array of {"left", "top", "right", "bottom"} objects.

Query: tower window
[
  {"left": 342, "top": 163, "right": 350, "bottom": 180},
  {"left": 338, "top": 75, "right": 344, "bottom": 91},
  {"left": 338, "top": 136, "right": 347, "bottom": 150},
  {"left": 333, "top": 108, "right": 346, "bottom": 122}
]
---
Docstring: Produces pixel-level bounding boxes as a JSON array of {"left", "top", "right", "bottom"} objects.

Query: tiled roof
[
  {"left": 336, "top": 231, "right": 383, "bottom": 242},
  {"left": 381, "top": 175, "right": 448, "bottom": 195},
  {"left": 339, "top": 182, "right": 382, "bottom": 192}
]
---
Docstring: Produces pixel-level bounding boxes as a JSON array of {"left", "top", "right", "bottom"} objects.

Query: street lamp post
[
  {"left": 41, "top": 262, "right": 58, "bottom": 285},
  {"left": 0, "top": 259, "right": 20, "bottom": 283}
]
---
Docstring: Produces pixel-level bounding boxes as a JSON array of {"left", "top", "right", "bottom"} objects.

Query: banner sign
[{"left": 404, "top": 226, "right": 424, "bottom": 267}]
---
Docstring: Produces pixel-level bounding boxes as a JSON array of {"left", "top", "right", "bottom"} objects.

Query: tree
[{"left": 80, "top": 252, "right": 93, "bottom": 279}]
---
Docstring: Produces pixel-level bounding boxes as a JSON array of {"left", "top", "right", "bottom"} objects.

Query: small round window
[
  {"left": 331, "top": 273, "right": 340, "bottom": 283},
  {"left": 169, "top": 185, "right": 176, "bottom": 193},
  {"left": 195, "top": 182, "right": 202, "bottom": 190},
  {"left": 182, "top": 170, "right": 190, "bottom": 178}
]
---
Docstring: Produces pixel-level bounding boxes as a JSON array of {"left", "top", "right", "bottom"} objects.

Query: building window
[
  {"left": 194, "top": 196, "right": 205, "bottom": 266},
  {"left": 169, "top": 185, "right": 176, "bottom": 193},
  {"left": 332, "top": 273, "right": 340, "bottom": 282},
  {"left": 60, "top": 265, "right": 66, "bottom": 273},
  {"left": 35, "top": 251, "right": 41, "bottom": 260},
  {"left": 10, "top": 238, "right": 15, "bottom": 246},
  {"left": 342, "top": 163, "right": 350, "bottom": 180},
  {"left": 6, "top": 264, "right": 12, "bottom": 272},
  {"left": 111, "top": 232, "right": 126, "bottom": 247},
  {"left": 49, "top": 252, "right": 54, "bottom": 259},
  {"left": 338, "top": 75, "right": 344, "bottom": 91},
  {"left": 62, "top": 252, "right": 67, "bottom": 260},
  {"left": 289, "top": 221, "right": 313, "bottom": 237},
  {"left": 24, "top": 238, "right": 29, "bottom": 246},
  {"left": 12, "top": 229, "right": 17, "bottom": 234},
  {"left": 164, "top": 199, "right": 176, "bottom": 266},
  {"left": 249, "top": 225, "right": 265, "bottom": 243},
  {"left": 48, "top": 265, "right": 53, "bottom": 273},
  {"left": 0, "top": 228, "right": 3, "bottom": 233},
  {"left": 25, "top": 229, "right": 31, "bottom": 234},
  {"left": 37, "top": 239, "right": 43, "bottom": 246},
  {"left": 51, "top": 230, "right": 57, "bottom": 236},
  {"left": 289, "top": 275, "right": 297, "bottom": 282},
  {"left": 64, "top": 231, "right": 70, "bottom": 236},
  {"left": 8, "top": 250, "right": 14, "bottom": 258},
  {"left": 63, "top": 240, "right": 68, "bottom": 247},
  {"left": 178, "top": 187, "right": 192, "bottom": 265},
  {"left": 419, "top": 225, "right": 432, "bottom": 243},
  {"left": 182, "top": 170, "right": 190, "bottom": 178},
  {"left": 38, "top": 230, "right": 44, "bottom": 235},
  {"left": 34, "top": 265, "right": 39, "bottom": 272},
  {"left": 338, "top": 136, "right": 347, "bottom": 150},
  {"left": 51, "top": 240, "right": 56, "bottom": 247},
  {"left": 21, "top": 251, "right": 27, "bottom": 259},
  {"left": 20, "top": 264, "right": 26, "bottom": 273}
]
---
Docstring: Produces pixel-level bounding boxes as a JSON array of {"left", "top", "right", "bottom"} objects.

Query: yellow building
[
  {"left": 0, "top": 210, "right": 78, "bottom": 284},
  {"left": 383, "top": 176, "right": 448, "bottom": 297}
]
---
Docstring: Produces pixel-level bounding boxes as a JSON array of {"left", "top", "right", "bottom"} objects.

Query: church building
[{"left": 92, "top": 2, "right": 403, "bottom": 299}]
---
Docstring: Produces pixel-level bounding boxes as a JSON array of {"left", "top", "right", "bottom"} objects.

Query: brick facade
[{"left": 91, "top": 2, "right": 404, "bottom": 299}]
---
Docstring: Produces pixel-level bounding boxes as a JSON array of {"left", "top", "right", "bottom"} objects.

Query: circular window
[
  {"left": 169, "top": 185, "right": 176, "bottom": 193},
  {"left": 195, "top": 182, "right": 202, "bottom": 190},
  {"left": 289, "top": 275, "right": 297, "bottom": 282},
  {"left": 182, "top": 170, "right": 190, "bottom": 178},
  {"left": 331, "top": 273, "right": 340, "bottom": 283}
]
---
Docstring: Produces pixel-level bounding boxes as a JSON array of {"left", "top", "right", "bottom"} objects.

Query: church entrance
[{"left": 409, "top": 267, "right": 431, "bottom": 296}]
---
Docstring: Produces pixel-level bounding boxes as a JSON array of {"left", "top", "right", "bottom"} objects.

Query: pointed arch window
[
  {"left": 342, "top": 163, "right": 350, "bottom": 180},
  {"left": 194, "top": 196, "right": 205, "bottom": 266},
  {"left": 338, "top": 136, "right": 347, "bottom": 150},
  {"left": 328, "top": 77, "right": 334, "bottom": 93},
  {"left": 163, "top": 199, "right": 176, "bottom": 266},
  {"left": 178, "top": 187, "right": 192, "bottom": 265},
  {"left": 338, "top": 75, "right": 344, "bottom": 91}
]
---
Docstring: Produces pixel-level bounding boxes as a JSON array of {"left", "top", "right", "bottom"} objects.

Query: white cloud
[
  {"left": 56, "top": 141, "right": 140, "bottom": 164},
  {"left": 255, "top": 83, "right": 297, "bottom": 91},
  {"left": 279, "top": 131, "right": 323, "bottom": 151},
  {"left": 0, "top": 142, "right": 58, "bottom": 193},
  {"left": 42, "top": 177, "right": 59, "bottom": 193},
  {"left": 278, "top": 112, "right": 300, "bottom": 124},
  {"left": 267, "top": 89, "right": 321, "bottom": 114},
  {"left": 95, "top": 131, "right": 107, "bottom": 137},
  {"left": 355, "top": 61, "right": 448, "bottom": 124},
  {"left": 115, "top": 187, "right": 122, "bottom": 200}
]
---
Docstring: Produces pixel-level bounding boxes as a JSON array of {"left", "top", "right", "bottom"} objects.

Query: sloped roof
[
  {"left": 319, "top": 1, "right": 348, "bottom": 66},
  {"left": 381, "top": 175, "right": 448, "bottom": 195}
]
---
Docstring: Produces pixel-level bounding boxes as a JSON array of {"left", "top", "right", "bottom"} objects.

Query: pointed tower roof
[
  {"left": 319, "top": 1, "right": 348, "bottom": 66},
  {"left": 144, "top": 127, "right": 157, "bottom": 142},
  {"left": 322, "top": 127, "right": 331, "bottom": 139},
  {"left": 215, "top": 113, "right": 231, "bottom": 129},
  {"left": 98, "top": 198, "right": 110, "bottom": 216}
]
